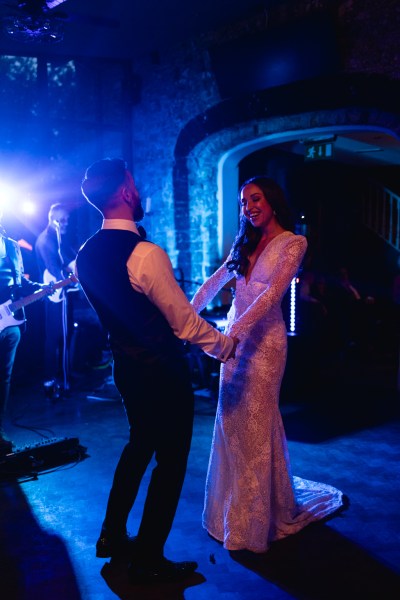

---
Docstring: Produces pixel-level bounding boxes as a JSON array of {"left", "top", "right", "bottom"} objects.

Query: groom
[{"left": 76, "top": 158, "right": 238, "bottom": 584}]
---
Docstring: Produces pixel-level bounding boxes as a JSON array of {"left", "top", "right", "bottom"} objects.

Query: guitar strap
[
  {"left": 4, "top": 238, "right": 22, "bottom": 287},
  {"left": 4, "top": 238, "right": 26, "bottom": 329}
]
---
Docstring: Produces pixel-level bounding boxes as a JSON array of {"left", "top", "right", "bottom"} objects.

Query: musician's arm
[
  {"left": 20, "top": 275, "right": 46, "bottom": 294},
  {"left": 14, "top": 241, "right": 42, "bottom": 294}
]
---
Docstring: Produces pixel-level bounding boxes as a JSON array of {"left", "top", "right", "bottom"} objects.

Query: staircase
[
  {"left": 363, "top": 182, "right": 400, "bottom": 251},
  {"left": 362, "top": 181, "right": 400, "bottom": 392}
]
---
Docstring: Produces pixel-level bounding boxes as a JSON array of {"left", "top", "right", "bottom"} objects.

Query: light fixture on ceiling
[
  {"left": 2, "top": 1, "right": 67, "bottom": 44},
  {"left": 3, "top": 14, "right": 64, "bottom": 42},
  {"left": 299, "top": 135, "right": 337, "bottom": 145},
  {"left": 355, "top": 147, "right": 383, "bottom": 154}
]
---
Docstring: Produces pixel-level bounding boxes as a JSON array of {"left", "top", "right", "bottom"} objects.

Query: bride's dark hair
[{"left": 226, "top": 176, "right": 294, "bottom": 277}]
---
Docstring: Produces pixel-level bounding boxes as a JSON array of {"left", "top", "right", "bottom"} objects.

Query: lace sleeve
[
  {"left": 191, "top": 263, "right": 234, "bottom": 313},
  {"left": 230, "top": 235, "right": 307, "bottom": 335}
]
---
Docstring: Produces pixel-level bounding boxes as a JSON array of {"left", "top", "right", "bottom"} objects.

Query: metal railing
[{"left": 363, "top": 183, "right": 400, "bottom": 251}]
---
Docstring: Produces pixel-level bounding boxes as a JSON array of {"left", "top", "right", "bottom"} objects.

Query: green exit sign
[{"left": 304, "top": 142, "right": 334, "bottom": 161}]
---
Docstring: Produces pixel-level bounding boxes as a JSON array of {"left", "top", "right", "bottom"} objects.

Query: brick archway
[{"left": 173, "top": 74, "right": 400, "bottom": 291}]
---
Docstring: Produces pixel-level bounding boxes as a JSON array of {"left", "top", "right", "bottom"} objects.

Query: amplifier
[{"left": 0, "top": 436, "right": 88, "bottom": 478}]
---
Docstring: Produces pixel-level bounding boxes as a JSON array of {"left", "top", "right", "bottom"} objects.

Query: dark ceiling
[
  {"left": 0, "top": 1, "right": 399, "bottom": 168},
  {"left": 0, "top": 0, "right": 272, "bottom": 60}
]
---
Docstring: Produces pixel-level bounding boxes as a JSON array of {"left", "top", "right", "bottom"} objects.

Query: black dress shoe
[
  {"left": 96, "top": 532, "right": 139, "bottom": 558},
  {"left": 128, "top": 557, "right": 198, "bottom": 584}
]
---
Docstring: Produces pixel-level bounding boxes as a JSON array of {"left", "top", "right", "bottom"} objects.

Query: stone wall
[{"left": 130, "top": 0, "right": 400, "bottom": 293}]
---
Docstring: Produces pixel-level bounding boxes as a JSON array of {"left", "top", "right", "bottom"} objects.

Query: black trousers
[
  {"left": 43, "top": 299, "right": 65, "bottom": 382},
  {"left": 103, "top": 350, "right": 194, "bottom": 559}
]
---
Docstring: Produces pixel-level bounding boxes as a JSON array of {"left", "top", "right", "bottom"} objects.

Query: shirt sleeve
[
  {"left": 9, "top": 240, "right": 41, "bottom": 293},
  {"left": 191, "top": 262, "right": 234, "bottom": 313},
  {"left": 127, "top": 243, "right": 234, "bottom": 362}
]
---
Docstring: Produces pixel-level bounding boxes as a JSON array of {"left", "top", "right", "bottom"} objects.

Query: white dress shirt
[{"left": 101, "top": 219, "right": 234, "bottom": 362}]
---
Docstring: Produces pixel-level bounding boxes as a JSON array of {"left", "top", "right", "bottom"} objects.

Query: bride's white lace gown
[{"left": 191, "top": 231, "right": 343, "bottom": 553}]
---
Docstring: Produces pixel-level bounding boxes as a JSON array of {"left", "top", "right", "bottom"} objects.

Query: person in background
[
  {"left": 76, "top": 158, "right": 238, "bottom": 584},
  {"left": 35, "top": 203, "right": 77, "bottom": 396},
  {"left": 297, "top": 269, "right": 333, "bottom": 393},
  {"left": 329, "top": 265, "right": 376, "bottom": 357},
  {"left": 0, "top": 209, "right": 51, "bottom": 453},
  {"left": 191, "top": 175, "right": 344, "bottom": 554}
]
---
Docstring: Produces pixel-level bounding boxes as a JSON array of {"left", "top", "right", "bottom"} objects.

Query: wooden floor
[{"left": 0, "top": 346, "right": 399, "bottom": 600}]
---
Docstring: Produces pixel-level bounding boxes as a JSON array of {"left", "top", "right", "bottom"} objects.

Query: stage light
[
  {"left": 0, "top": 183, "right": 17, "bottom": 211},
  {"left": 21, "top": 199, "right": 37, "bottom": 216}
]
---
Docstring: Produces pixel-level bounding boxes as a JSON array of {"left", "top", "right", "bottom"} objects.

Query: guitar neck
[{"left": 9, "top": 277, "right": 75, "bottom": 312}]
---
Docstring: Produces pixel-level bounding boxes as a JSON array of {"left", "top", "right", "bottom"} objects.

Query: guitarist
[
  {"left": 35, "top": 203, "right": 77, "bottom": 397},
  {"left": 0, "top": 210, "right": 50, "bottom": 454}
]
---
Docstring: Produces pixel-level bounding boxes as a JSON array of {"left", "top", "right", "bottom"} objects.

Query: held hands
[{"left": 227, "top": 336, "right": 239, "bottom": 360}]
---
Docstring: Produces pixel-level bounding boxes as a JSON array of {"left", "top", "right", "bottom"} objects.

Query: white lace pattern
[{"left": 191, "top": 232, "right": 343, "bottom": 553}]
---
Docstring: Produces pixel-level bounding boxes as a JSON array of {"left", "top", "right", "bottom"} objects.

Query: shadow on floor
[
  {"left": 101, "top": 560, "right": 206, "bottom": 600},
  {"left": 230, "top": 521, "right": 400, "bottom": 600},
  {"left": 0, "top": 481, "right": 82, "bottom": 600}
]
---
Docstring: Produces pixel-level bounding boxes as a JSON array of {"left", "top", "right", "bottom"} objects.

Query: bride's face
[{"left": 240, "top": 184, "right": 275, "bottom": 230}]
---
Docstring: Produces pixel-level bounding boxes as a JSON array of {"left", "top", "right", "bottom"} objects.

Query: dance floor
[{"left": 0, "top": 346, "right": 399, "bottom": 600}]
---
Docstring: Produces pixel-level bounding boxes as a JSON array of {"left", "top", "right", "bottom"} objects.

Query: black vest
[{"left": 76, "top": 229, "right": 185, "bottom": 365}]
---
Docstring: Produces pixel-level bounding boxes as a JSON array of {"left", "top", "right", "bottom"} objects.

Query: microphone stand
[{"left": 54, "top": 222, "right": 70, "bottom": 393}]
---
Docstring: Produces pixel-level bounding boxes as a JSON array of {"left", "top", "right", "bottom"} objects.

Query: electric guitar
[
  {"left": 43, "top": 267, "right": 77, "bottom": 303},
  {"left": 0, "top": 274, "right": 78, "bottom": 332}
]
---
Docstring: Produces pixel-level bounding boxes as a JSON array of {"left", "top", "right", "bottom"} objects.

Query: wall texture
[{"left": 129, "top": 0, "right": 400, "bottom": 294}]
